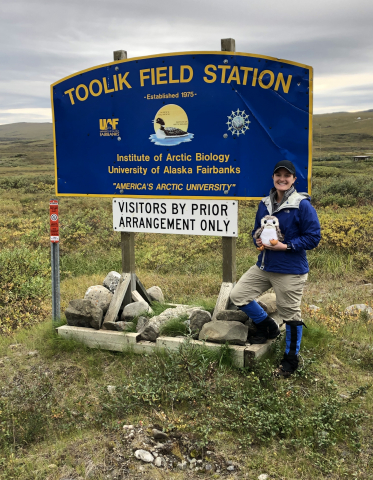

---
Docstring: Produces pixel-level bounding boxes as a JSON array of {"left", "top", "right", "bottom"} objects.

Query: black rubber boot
[
  {"left": 278, "top": 353, "right": 299, "bottom": 377},
  {"left": 249, "top": 315, "right": 281, "bottom": 344},
  {"left": 276, "top": 320, "right": 306, "bottom": 377}
]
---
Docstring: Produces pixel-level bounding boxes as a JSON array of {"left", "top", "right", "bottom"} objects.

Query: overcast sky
[{"left": 0, "top": 0, "right": 372, "bottom": 124}]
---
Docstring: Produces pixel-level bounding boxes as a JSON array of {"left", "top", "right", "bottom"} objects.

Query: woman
[{"left": 230, "top": 160, "right": 321, "bottom": 376}]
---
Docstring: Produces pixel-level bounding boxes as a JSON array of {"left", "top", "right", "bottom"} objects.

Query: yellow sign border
[{"left": 51, "top": 50, "right": 313, "bottom": 200}]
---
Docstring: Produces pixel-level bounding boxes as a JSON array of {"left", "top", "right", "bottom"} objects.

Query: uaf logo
[{"left": 99, "top": 118, "right": 119, "bottom": 136}]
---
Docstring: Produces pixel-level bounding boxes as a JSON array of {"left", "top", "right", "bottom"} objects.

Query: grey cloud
[{"left": 0, "top": 0, "right": 372, "bottom": 116}]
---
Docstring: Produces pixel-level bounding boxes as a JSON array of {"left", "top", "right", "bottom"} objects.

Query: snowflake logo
[{"left": 226, "top": 109, "right": 250, "bottom": 136}]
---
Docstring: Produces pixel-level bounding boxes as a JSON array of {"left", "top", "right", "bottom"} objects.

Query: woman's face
[{"left": 272, "top": 167, "right": 296, "bottom": 193}]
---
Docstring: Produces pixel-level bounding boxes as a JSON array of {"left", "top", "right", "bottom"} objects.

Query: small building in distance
[{"left": 353, "top": 155, "right": 371, "bottom": 161}]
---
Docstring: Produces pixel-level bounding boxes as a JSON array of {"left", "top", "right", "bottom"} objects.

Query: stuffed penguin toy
[{"left": 254, "top": 215, "right": 284, "bottom": 251}]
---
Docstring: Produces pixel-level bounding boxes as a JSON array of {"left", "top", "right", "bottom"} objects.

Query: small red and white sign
[{"left": 50, "top": 200, "right": 59, "bottom": 242}]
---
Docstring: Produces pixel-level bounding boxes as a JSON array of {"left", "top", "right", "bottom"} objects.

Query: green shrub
[
  {"left": 317, "top": 193, "right": 357, "bottom": 207},
  {"left": 312, "top": 176, "right": 373, "bottom": 206},
  {"left": 100, "top": 339, "right": 365, "bottom": 449},
  {"left": 159, "top": 315, "right": 189, "bottom": 337},
  {"left": 0, "top": 175, "right": 54, "bottom": 191},
  {"left": 0, "top": 247, "right": 50, "bottom": 334},
  {"left": 313, "top": 166, "right": 341, "bottom": 178}
]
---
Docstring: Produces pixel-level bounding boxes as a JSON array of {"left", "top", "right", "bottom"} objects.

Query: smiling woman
[{"left": 230, "top": 159, "right": 321, "bottom": 377}]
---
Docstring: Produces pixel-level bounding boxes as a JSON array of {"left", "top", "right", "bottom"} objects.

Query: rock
[
  {"left": 345, "top": 304, "right": 373, "bottom": 317},
  {"left": 107, "top": 385, "right": 116, "bottom": 394},
  {"left": 146, "top": 286, "right": 164, "bottom": 303},
  {"left": 121, "top": 301, "right": 150, "bottom": 321},
  {"left": 110, "top": 469, "right": 121, "bottom": 479},
  {"left": 204, "top": 463, "right": 213, "bottom": 471},
  {"left": 190, "top": 310, "right": 212, "bottom": 333},
  {"left": 216, "top": 310, "right": 248, "bottom": 323},
  {"left": 103, "top": 271, "right": 121, "bottom": 293},
  {"left": 84, "top": 285, "right": 113, "bottom": 313},
  {"left": 227, "top": 465, "right": 235, "bottom": 471},
  {"left": 199, "top": 321, "right": 248, "bottom": 346},
  {"left": 102, "top": 321, "right": 134, "bottom": 331},
  {"left": 85, "top": 461, "right": 96, "bottom": 478},
  {"left": 136, "top": 316, "right": 149, "bottom": 332},
  {"left": 177, "top": 461, "right": 187, "bottom": 470},
  {"left": 27, "top": 350, "right": 38, "bottom": 357},
  {"left": 152, "top": 428, "right": 169, "bottom": 440},
  {"left": 189, "top": 461, "right": 196, "bottom": 469},
  {"left": 135, "top": 449, "right": 154, "bottom": 463},
  {"left": 154, "top": 457, "right": 164, "bottom": 467},
  {"left": 309, "top": 304, "right": 321, "bottom": 311},
  {"left": 65, "top": 299, "right": 103, "bottom": 330},
  {"left": 139, "top": 305, "right": 198, "bottom": 342},
  {"left": 123, "top": 424, "right": 134, "bottom": 430},
  {"left": 257, "top": 292, "right": 277, "bottom": 314},
  {"left": 258, "top": 475, "right": 269, "bottom": 480},
  {"left": 121, "top": 321, "right": 134, "bottom": 331}
]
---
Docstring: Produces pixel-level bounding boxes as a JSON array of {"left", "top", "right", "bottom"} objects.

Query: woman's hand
[
  {"left": 264, "top": 241, "right": 287, "bottom": 251},
  {"left": 255, "top": 238, "right": 263, "bottom": 247}
]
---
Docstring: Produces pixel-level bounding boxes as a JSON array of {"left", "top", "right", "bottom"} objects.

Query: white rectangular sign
[{"left": 113, "top": 198, "right": 238, "bottom": 237}]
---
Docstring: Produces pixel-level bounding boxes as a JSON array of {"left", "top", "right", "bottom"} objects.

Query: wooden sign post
[{"left": 112, "top": 41, "right": 238, "bottom": 321}]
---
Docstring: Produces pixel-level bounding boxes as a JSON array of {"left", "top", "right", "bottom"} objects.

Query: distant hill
[
  {"left": 0, "top": 123, "right": 54, "bottom": 168},
  {"left": 0, "top": 109, "right": 372, "bottom": 160},
  {"left": 313, "top": 110, "right": 373, "bottom": 154},
  {"left": 0, "top": 122, "right": 53, "bottom": 141}
]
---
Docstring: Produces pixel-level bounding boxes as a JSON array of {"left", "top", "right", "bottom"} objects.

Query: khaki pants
[{"left": 230, "top": 265, "right": 308, "bottom": 322}]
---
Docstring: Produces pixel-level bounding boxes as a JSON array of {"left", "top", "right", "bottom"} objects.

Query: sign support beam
[
  {"left": 221, "top": 38, "right": 237, "bottom": 286},
  {"left": 211, "top": 39, "right": 238, "bottom": 320},
  {"left": 114, "top": 49, "right": 143, "bottom": 307}
]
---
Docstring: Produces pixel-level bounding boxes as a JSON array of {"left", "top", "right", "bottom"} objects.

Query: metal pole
[
  {"left": 51, "top": 242, "right": 60, "bottom": 322},
  {"left": 50, "top": 199, "right": 60, "bottom": 323}
]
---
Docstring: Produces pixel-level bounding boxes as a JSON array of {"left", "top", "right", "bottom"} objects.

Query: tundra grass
[
  {"left": 0, "top": 309, "right": 372, "bottom": 480},
  {"left": 2, "top": 133, "right": 373, "bottom": 477}
]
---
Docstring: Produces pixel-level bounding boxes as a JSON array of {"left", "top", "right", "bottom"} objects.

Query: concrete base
[{"left": 57, "top": 324, "right": 284, "bottom": 368}]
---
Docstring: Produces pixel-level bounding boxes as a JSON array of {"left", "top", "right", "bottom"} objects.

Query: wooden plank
[
  {"left": 132, "top": 290, "right": 143, "bottom": 303},
  {"left": 221, "top": 38, "right": 235, "bottom": 52},
  {"left": 157, "top": 336, "right": 245, "bottom": 367},
  {"left": 57, "top": 325, "right": 140, "bottom": 351},
  {"left": 113, "top": 50, "right": 127, "bottom": 61},
  {"left": 135, "top": 276, "right": 152, "bottom": 304},
  {"left": 121, "top": 232, "right": 135, "bottom": 273},
  {"left": 121, "top": 232, "right": 136, "bottom": 305},
  {"left": 103, "top": 273, "right": 131, "bottom": 324},
  {"left": 220, "top": 39, "right": 237, "bottom": 287},
  {"left": 212, "top": 282, "right": 233, "bottom": 321},
  {"left": 132, "top": 290, "right": 154, "bottom": 313},
  {"left": 244, "top": 324, "right": 286, "bottom": 363},
  {"left": 55, "top": 326, "right": 281, "bottom": 369},
  {"left": 222, "top": 237, "right": 237, "bottom": 283},
  {"left": 132, "top": 341, "right": 157, "bottom": 355}
]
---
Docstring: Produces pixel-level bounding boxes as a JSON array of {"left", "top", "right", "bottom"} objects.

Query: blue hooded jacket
[{"left": 252, "top": 190, "right": 321, "bottom": 274}]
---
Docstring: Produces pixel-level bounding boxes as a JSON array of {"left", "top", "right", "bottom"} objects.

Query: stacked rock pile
[
  {"left": 65, "top": 272, "right": 279, "bottom": 346},
  {"left": 65, "top": 271, "right": 159, "bottom": 332}
]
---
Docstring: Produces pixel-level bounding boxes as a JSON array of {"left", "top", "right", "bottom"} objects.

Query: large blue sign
[{"left": 51, "top": 52, "right": 312, "bottom": 199}]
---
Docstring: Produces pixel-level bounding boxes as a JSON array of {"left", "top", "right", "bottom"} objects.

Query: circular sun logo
[{"left": 226, "top": 109, "right": 250, "bottom": 136}]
